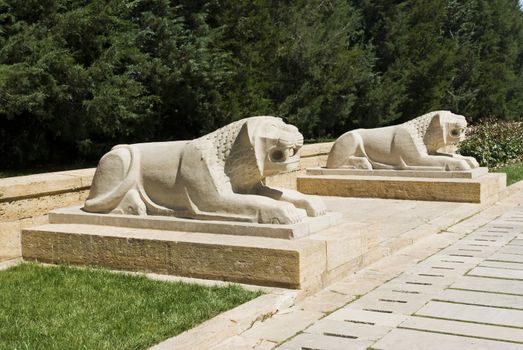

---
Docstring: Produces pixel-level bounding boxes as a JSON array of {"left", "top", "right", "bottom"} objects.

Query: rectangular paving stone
[
  {"left": 488, "top": 252, "right": 523, "bottom": 263},
  {"left": 415, "top": 301, "right": 523, "bottom": 328},
  {"left": 457, "top": 239, "right": 509, "bottom": 247},
  {"left": 468, "top": 266, "right": 523, "bottom": 280},
  {"left": 400, "top": 316, "right": 523, "bottom": 343},
  {"left": 421, "top": 255, "right": 482, "bottom": 265},
  {"left": 278, "top": 332, "right": 373, "bottom": 350},
  {"left": 305, "top": 319, "right": 391, "bottom": 341},
  {"left": 325, "top": 308, "right": 407, "bottom": 328},
  {"left": 450, "top": 276, "right": 523, "bottom": 295},
  {"left": 437, "top": 246, "right": 496, "bottom": 258},
  {"left": 498, "top": 245, "right": 523, "bottom": 255},
  {"left": 377, "top": 280, "right": 446, "bottom": 295},
  {"left": 481, "top": 260, "right": 523, "bottom": 270},
  {"left": 407, "top": 265, "right": 471, "bottom": 277},
  {"left": 210, "top": 336, "right": 277, "bottom": 350},
  {"left": 348, "top": 289, "right": 433, "bottom": 315},
  {"left": 445, "top": 241, "right": 500, "bottom": 252},
  {"left": 463, "top": 234, "right": 513, "bottom": 245},
  {"left": 435, "top": 288, "right": 523, "bottom": 309},
  {"left": 392, "top": 273, "right": 458, "bottom": 288},
  {"left": 373, "top": 328, "right": 522, "bottom": 350}
]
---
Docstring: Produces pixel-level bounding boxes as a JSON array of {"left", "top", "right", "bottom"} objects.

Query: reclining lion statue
[
  {"left": 326, "top": 110, "right": 479, "bottom": 171},
  {"left": 83, "top": 116, "right": 326, "bottom": 224}
]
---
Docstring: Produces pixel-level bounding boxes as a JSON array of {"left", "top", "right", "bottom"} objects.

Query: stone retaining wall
[
  {"left": 0, "top": 169, "right": 95, "bottom": 260},
  {"left": 0, "top": 142, "right": 333, "bottom": 260}
]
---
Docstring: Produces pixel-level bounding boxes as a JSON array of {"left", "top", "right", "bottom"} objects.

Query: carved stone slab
[
  {"left": 306, "top": 167, "right": 489, "bottom": 179},
  {"left": 50, "top": 206, "right": 342, "bottom": 240}
]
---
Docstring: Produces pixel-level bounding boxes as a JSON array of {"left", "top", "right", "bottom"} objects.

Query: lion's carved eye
[
  {"left": 450, "top": 129, "right": 461, "bottom": 137},
  {"left": 270, "top": 149, "right": 285, "bottom": 162}
]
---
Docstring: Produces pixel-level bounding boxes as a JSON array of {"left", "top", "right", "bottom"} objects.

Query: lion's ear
[
  {"left": 425, "top": 112, "right": 446, "bottom": 153},
  {"left": 234, "top": 120, "right": 265, "bottom": 175}
]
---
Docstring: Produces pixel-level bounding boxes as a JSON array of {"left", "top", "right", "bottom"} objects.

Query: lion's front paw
[
  {"left": 299, "top": 196, "right": 327, "bottom": 217},
  {"left": 464, "top": 156, "right": 479, "bottom": 168},
  {"left": 259, "top": 202, "right": 307, "bottom": 225},
  {"left": 445, "top": 159, "right": 471, "bottom": 171}
]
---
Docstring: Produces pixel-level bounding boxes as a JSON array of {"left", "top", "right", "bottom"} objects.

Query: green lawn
[
  {"left": 0, "top": 263, "right": 261, "bottom": 350},
  {"left": 493, "top": 161, "right": 523, "bottom": 185}
]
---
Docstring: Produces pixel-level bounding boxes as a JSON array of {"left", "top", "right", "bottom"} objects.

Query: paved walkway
[{"left": 214, "top": 188, "right": 523, "bottom": 349}]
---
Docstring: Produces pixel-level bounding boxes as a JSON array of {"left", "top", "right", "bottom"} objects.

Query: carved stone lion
[
  {"left": 326, "top": 110, "right": 479, "bottom": 171},
  {"left": 83, "top": 116, "right": 326, "bottom": 224}
]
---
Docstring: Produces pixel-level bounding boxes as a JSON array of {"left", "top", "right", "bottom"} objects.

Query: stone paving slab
[
  {"left": 390, "top": 273, "right": 457, "bottom": 288},
  {"left": 210, "top": 336, "right": 277, "bottom": 350},
  {"left": 400, "top": 316, "right": 523, "bottom": 343},
  {"left": 436, "top": 246, "right": 498, "bottom": 258},
  {"left": 373, "top": 328, "right": 523, "bottom": 350},
  {"left": 406, "top": 264, "right": 472, "bottom": 277},
  {"left": 468, "top": 266, "right": 523, "bottom": 280},
  {"left": 449, "top": 276, "right": 523, "bottom": 296},
  {"left": 462, "top": 233, "right": 514, "bottom": 244},
  {"left": 458, "top": 238, "right": 510, "bottom": 247},
  {"left": 480, "top": 260, "right": 523, "bottom": 270},
  {"left": 325, "top": 308, "right": 407, "bottom": 327},
  {"left": 277, "top": 332, "right": 374, "bottom": 350},
  {"left": 488, "top": 252, "right": 523, "bottom": 263},
  {"left": 415, "top": 301, "right": 523, "bottom": 328},
  {"left": 305, "top": 319, "right": 391, "bottom": 341},
  {"left": 347, "top": 289, "right": 434, "bottom": 314},
  {"left": 435, "top": 288, "right": 523, "bottom": 309}
]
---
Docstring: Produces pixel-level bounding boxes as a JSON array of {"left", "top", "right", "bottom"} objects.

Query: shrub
[{"left": 459, "top": 119, "right": 523, "bottom": 168}]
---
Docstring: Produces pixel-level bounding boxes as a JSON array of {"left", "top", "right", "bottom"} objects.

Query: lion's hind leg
[
  {"left": 111, "top": 189, "right": 146, "bottom": 215},
  {"left": 326, "top": 131, "right": 372, "bottom": 169},
  {"left": 346, "top": 156, "right": 372, "bottom": 169},
  {"left": 84, "top": 145, "right": 146, "bottom": 214}
]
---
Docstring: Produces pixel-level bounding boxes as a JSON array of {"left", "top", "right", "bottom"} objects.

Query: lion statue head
[
  {"left": 205, "top": 116, "right": 303, "bottom": 192},
  {"left": 418, "top": 111, "right": 468, "bottom": 154}
]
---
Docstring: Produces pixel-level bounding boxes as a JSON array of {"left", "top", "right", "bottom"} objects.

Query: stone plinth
[
  {"left": 22, "top": 220, "right": 369, "bottom": 289},
  {"left": 49, "top": 207, "right": 341, "bottom": 240},
  {"left": 298, "top": 171, "right": 506, "bottom": 204}
]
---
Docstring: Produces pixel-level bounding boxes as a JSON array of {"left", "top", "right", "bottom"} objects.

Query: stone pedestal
[
  {"left": 298, "top": 168, "right": 506, "bottom": 204},
  {"left": 22, "top": 206, "right": 370, "bottom": 290}
]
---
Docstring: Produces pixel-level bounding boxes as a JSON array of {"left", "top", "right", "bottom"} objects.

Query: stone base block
[
  {"left": 49, "top": 207, "right": 342, "bottom": 240},
  {"left": 297, "top": 173, "right": 506, "bottom": 203},
  {"left": 22, "top": 220, "right": 371, "bottom": 289}
]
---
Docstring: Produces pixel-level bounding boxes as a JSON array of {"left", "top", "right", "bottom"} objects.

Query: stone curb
[
  {"left": 149, "top": 289, "right": 298, "bottom": 350},
  {"left": 0, "top": 258, "right": 22, "bottom": 270}
]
